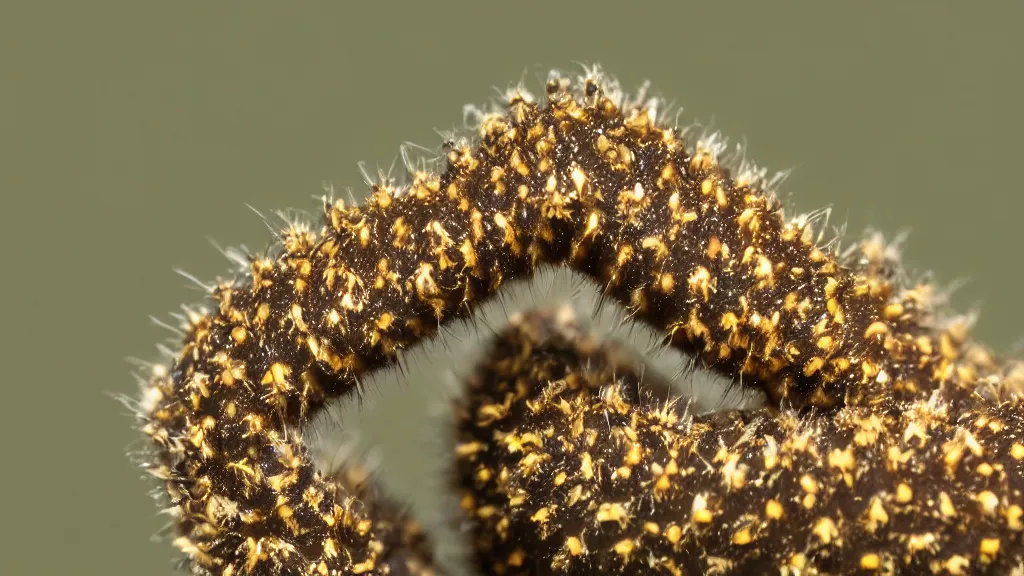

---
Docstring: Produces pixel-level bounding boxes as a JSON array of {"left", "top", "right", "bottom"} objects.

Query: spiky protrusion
[
  {"left": 454, "top": 308, "right": 1024, "bottom": 575},
  {"left": 133, "top": 67, "right": 1024, "bottom": 575}
]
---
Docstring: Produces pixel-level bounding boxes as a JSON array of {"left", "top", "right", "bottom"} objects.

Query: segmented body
[{"left": 136, "top": 69, "right": 1024, "bottom": 575}]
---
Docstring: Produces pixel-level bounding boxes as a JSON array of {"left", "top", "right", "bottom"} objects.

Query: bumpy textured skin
[
  {"left": 454, "top": 308, "right": 1024, "bottom": 575},
  {"left": 134, "top": 68, "right": 1024, "bottom": 574}
]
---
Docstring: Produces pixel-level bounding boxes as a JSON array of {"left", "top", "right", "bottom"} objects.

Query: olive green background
[{"left": 3, "top": 2, "right": 1022, "bottom": 574}]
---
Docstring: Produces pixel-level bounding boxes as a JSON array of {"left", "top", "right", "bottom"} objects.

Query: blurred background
[{"left": 3, "top": 2, "right": 1022, "bottom": 574}]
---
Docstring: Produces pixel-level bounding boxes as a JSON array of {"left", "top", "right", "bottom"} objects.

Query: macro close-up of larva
[{"left": 129, "top": 66, "right": 1024, "bottom": 576}]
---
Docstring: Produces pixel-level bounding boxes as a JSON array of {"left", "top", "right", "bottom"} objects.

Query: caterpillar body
[{"left": 134, "top": 67, "right": 1024, "bottom": 575}]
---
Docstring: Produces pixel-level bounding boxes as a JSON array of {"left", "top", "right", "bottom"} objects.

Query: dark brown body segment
[
  {"left": 454, "top": 308, "right": 1024, "bottom": 575},
  {"left": 135, "top": 70, "right": 1023, "bottom": 574}
]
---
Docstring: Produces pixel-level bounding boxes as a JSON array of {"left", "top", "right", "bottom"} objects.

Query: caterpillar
[{"left": 133, "top": 66, "right": 1024, "bottom": 575}]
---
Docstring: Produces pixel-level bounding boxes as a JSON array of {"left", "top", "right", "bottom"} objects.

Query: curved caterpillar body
[
  {"left": 134, "top": 67, "right": 1024, "bottom": 575},
  {"left": 456, "top": 308, "right": 1023, "bottom": 575}
]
